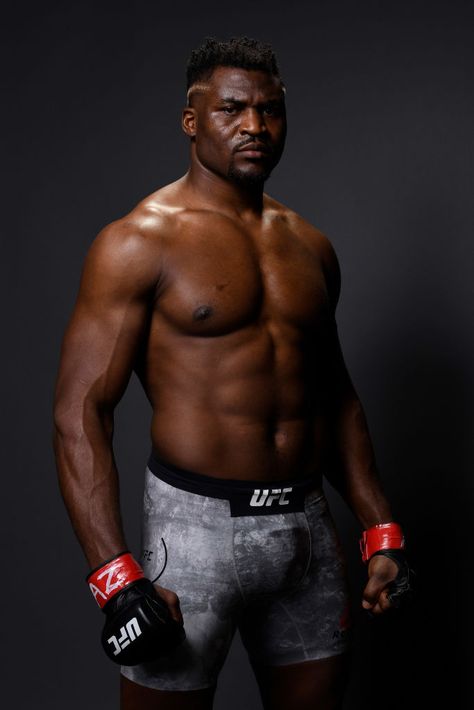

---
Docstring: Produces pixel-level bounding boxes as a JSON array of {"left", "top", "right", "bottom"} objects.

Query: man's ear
[{"left": 182, "top": 107, "right": 197, "bottom": 137}]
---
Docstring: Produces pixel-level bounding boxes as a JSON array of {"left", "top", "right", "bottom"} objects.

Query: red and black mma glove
[
  {"left": 86, "top": 551, "right": 186, "bottom": 666},
  {"left": 359, "top": 522, "right": 415, "bottom": 609}
]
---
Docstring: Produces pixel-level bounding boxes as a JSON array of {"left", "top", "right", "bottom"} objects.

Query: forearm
[
  {"left": 325, "top": 390, "right": 394, "bottom": 529},
  {"left": 53, "top": 406, "right": 127, "bottom": 569}
]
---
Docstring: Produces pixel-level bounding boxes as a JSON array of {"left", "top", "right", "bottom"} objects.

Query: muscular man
[{"left": 53, "top": 36, "right": 412, "bottom": 710}]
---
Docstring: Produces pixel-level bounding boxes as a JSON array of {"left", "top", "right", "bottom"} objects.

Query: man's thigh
[
  {"left": 120, "top": 675, "right": 217, "bottom": 710},
  {"left": 250, "top": 651, "right": 352, "bottom": 710}
]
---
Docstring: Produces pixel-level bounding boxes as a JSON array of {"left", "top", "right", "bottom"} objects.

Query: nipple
[{"left": 193, "top": 305, "right": 214, "bottom": 321}]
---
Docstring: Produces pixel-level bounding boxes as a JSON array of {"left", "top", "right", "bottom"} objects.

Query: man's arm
[
  {"left": 320, "top": 236, "right": 410, "bottom": 613},
  {"left": 52, "top": 219, "right": 161, "bottom": 569},
  {"left": 320, "top": 237, "right": 393, "bottom": 528}
]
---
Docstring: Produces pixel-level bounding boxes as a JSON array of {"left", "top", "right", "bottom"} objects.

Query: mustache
[{"left": 234, "top": 139, "right": 272, "bottom": 154}]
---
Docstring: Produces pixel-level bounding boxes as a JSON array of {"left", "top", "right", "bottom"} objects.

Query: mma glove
[
  {"left": 359, "top": 522, "right": 415, "bottom": 608},
  {"left": 87, "top": 551, "right": 186, "bottom": 666}
]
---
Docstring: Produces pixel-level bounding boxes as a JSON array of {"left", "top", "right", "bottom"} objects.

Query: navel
[{"left": 193, "top": 304, "right": 214, "bottom": 321}]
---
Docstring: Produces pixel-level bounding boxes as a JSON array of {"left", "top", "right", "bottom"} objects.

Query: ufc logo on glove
[
  {"left": 107, "top": 617, "right": 143, "bottom": 657},
  {"left": 86, "top": 551, "right": 186, "bottom": 665}
]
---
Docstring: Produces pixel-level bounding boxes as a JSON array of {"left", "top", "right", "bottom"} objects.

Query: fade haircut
[{"left": 185, "top": 36, "right": 285, "bottom": 105}]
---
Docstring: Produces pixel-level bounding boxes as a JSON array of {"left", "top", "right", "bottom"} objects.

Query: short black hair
[{"left": 186, "top": 36, "right": 283, "bottom": 92}]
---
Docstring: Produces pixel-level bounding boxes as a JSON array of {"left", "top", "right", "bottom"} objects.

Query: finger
[
  {"left": 367, "top": 591, "right": 395, "bottom": 617},
  {"left": 362, "top": 576, "right": 387, "bottom": 609},
  {"left": 378, "top": 589, "right": 394, "bottom": 612},
  {"left": 362, "top": 572, "right": 397, "bottom": 609},
  {"left": 154, "top": 584, "right": 184, "bottom": 624}
]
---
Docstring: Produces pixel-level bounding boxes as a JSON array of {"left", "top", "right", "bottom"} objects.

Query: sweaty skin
[{"left": 53, "top": 66, "right": 399, "bottom": 708}]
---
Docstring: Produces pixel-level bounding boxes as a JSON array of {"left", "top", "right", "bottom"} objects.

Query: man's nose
[{"left": 239, "top": 108, "right": 267, "bottom": 136}]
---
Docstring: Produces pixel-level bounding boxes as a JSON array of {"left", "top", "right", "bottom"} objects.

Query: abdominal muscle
[
  {"left": 142, "top": 322, "right": 332, "bottom": 482},
  {"left": 150, "top": 406, "right": 330, "bottom": 482}
]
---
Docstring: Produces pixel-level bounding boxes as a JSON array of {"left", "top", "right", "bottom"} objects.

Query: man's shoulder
[
  {"left": 81, "top": 193, "right": 177, "bottom": 295},
  {"left": 264, "top": 195, "right": 337, "bottom": 256},
  {"left": 92, "top": 180, "right": 185, "bottom": 252}
]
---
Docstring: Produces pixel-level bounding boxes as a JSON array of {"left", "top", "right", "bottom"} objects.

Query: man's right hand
[
  {"left": 87, "top": 552, "right": 186, "bottom": 666},
  {"left": 153, "top": 583, "right": 185, "bottom": 626}
]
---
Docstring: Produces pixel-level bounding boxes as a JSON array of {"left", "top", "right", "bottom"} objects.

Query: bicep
[
  {"left": 56, "top": 298, "right": 148, "bottom": 413},
  {"left": 54, "top": 225, "right": 159, "bottom": 414},
  {"left": 302, "top": 229, "right": 358, "bottom": 404},
  {"left": 325, "top": 316, "right": 355, "bottom": 398},
  {"left": 319, "top": 234, "right": 341, "bottom": 314},
  {"left": 320, "top": 243, "right": 354, "bottom": 396}
]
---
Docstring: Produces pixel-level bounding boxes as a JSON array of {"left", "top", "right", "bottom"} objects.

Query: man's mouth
[{"left": 235, "top": 142, "right": 270, "bottom": 157}]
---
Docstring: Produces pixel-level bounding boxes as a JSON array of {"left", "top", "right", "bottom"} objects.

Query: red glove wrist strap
[
  {"left": 359, "top": 522, "right": 405, "bottom": 563},
  {"left": 87, "top": 552, "right": 145, "bottom": 609}
]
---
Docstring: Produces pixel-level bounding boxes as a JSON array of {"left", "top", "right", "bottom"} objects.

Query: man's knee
[{"left": 250, "top": 652, "right": 351, "bottom": 710}]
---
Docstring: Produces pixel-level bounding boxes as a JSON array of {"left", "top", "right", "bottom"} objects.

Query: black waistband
[{"left": 147, "top": 449, "right": 324, "bottom": 517}]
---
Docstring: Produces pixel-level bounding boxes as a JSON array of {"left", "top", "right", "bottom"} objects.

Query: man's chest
[{"left": 155, "top": 219, "right": 330, "bottom": 337}]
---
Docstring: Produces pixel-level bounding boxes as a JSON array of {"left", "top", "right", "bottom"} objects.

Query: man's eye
[{"left": 223, "top": 106, "right": 237, "bottom": 114}]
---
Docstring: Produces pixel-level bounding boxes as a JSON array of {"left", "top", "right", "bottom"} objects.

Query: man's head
[{"left": 182, "top": 36, "right": 287, "bottom": 189}]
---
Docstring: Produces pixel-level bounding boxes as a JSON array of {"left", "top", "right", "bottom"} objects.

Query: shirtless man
[{"left": 53, "top": 36, "right": 412, "bottom": 710}]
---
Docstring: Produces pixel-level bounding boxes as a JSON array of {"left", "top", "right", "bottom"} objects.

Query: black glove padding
[
  {"left": 371, "top": 548, "right": 415, "bottom": 609},
  {"left": 101, "top": 578, "right": 186, "bottom": 665}
]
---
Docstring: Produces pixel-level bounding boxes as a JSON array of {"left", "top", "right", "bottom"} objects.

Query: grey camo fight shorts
[{"left": 120, "top": 451, "right": 353, "bottom": 691}]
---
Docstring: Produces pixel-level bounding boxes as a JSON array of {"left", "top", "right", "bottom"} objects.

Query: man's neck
[{"left": 183, "top": 163, "right": 265, "bottom": 220}]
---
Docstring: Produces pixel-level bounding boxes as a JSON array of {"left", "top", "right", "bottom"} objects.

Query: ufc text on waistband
[{"left": 147, "top": 450, "right": 322, "bottom": 517}]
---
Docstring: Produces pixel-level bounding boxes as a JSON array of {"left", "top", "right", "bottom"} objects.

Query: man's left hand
[
  {"left": 362, "top": 548, "right": 415, "bottom": 615},
  {"left": 362, "top": 552, "right": 399, "bottom": 614}
]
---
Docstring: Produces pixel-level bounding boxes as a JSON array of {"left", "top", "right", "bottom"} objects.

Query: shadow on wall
[{"left": 340, "top": 317, "right": 471, "bottom": 709}]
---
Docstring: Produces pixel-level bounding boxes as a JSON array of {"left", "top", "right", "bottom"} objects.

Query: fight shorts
[{"left": 120, "top": 450, "right": 353, "bottom": 691}]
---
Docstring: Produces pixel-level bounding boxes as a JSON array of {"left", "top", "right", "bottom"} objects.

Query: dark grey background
[{"left": 3, "top": 0, "right": 473, "bottom": 707}]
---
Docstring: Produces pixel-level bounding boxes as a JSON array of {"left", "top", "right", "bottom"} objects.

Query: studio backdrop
[{"left": 3, "top": 1, "right": 473, "bottom": 707}]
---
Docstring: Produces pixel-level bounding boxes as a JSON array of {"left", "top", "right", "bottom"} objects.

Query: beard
[{"left": 227, "top": 160, "right": 272, "bottom": 188}]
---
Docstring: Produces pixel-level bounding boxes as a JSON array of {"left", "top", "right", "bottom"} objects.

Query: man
[{"left": 53, "top": 36, "right": 412, "bottom": 710}]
